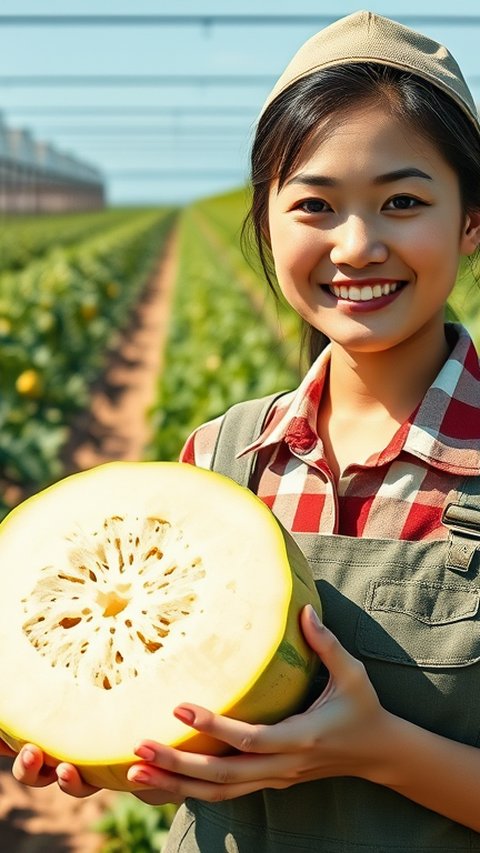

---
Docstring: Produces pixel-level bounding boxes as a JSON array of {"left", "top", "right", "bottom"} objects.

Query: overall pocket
[
  {"left": 356, "top": 578, "right": 480, "bottom": 743},
  {"left": 358, "top": 578, "right": 480, "bottom": 666}
]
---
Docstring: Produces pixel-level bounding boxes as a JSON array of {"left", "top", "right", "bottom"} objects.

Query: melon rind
[{"left": 0, "top": 461, "right": 321, "bottom": 791}]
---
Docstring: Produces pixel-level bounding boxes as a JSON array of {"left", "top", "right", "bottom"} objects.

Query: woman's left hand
[{"left": 127, "top": 606, "right": 390, "bottom": 801}]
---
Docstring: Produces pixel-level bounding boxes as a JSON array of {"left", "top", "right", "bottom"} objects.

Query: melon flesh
[{"left": 0, "top": 461, "right": 321, "bottom": 791}]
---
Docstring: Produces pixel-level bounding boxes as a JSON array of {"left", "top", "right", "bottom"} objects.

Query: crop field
[
  {"left": 0, "top": 206, "right": 177, "bottom": 518},
  {"left": 447, "top": 257, "right": 480, "bottom": 341},
  {"left": 0, "top": 191, "right": 306, "bottom": 521},
  {"left": 2, "top": 190, "right": 480, "bottom": 522},
  {"left": 148, "top": 188, "right": 303, "bottom": 463},
  {"left": 0, "top": 208, "right": 143, "bottom": 273}
]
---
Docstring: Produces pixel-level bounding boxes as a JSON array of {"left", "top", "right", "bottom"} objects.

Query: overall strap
[
  {"left": 210, "top": 391, "right": 287, "bottom": 487},
  {"left": 442, "top": 474, "right": 480, "bottom": 571}
]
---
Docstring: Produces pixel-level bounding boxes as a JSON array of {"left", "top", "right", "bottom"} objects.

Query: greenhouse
[{"left": 0, "top": 112, "right": 105, "bottom": 213}]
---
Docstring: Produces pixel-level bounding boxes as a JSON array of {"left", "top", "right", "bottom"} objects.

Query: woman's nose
[{"left": 329, "top": 216, "right": 388, "bottom": 268}]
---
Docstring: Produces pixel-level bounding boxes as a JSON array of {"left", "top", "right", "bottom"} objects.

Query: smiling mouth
[{"left": 325, "top": 281, "right": 407, "bottom": 302}]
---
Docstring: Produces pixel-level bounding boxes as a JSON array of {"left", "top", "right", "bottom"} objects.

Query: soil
[
  {"left": 62, "top": 226, "right": 178, "bottom": 470},
  {"left": 0, "top": 226, "right": 179, "bottom": 852}
]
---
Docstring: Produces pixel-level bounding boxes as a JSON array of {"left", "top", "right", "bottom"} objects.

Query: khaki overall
[{"left": 165, "top": 394, "right": 480, "bottom": 852}]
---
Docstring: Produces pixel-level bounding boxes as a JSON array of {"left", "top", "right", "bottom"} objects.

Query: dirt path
[
  {"left": 63, "top": 225, "right": 179, "bottom": 470},
  {"left": 0, "top": 758, "right": 116, "bottom": 853},
  {"left": 0, "top": 224, "right": 179, "bottom": 852}
]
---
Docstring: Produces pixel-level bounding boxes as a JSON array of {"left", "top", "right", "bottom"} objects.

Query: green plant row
[
  {"left": 446, "top": 258, "right": 480, "bottom": 346},
  {"left": 148, "top": 199, "right": 300, "bottom": 465},
  {"left": 93, "top": 794, "right": 177, "bottom": 853},
  {"left": 0, "top": 208, "right": 148, "bottom": 273},
  {"left": 0, "top": 207, "right": 178, "bottom": 517},
  {"left": 195, "top": 189, "right": 302, "bottom": 349}
]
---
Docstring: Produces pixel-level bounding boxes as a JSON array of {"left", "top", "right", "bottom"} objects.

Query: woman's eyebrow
[
  {"left": 285, "top": 167, "right": 433, "bottom": 188},
  {"left": 373, "top": 167, "right": 433, "bottom": 184}
]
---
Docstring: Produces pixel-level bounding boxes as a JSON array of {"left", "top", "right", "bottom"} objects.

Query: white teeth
[{"left": 329, "top": 282, "right": 401, "bottom": 301}]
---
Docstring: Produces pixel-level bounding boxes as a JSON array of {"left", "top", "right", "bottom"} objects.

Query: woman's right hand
[
  {"left": 0, "top": 739, "right": 99, "bottom": 797},
  {"left": 2, "top": 738, "right": 181, "bottom": 802}
]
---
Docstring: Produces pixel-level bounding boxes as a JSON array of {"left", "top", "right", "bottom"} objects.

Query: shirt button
[{"left": 285, "top": 418, "right": 318, "bottom": 454}]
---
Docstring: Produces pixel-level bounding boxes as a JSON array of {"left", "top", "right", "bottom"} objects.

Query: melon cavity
[{"left": 22, "top": 514, "right": 205, "bottom": 690}]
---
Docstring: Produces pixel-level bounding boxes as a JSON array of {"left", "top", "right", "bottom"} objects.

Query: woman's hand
[
  {"left": 0, "top": 740, "right": 99, "bottom": 797},
  {"left": 2, "top": 738, "right": 182, "bottom": 803},
  {"left": 1, "top": 737, "right": 182, "bottom": 804},
  {"left": 126, "top": 605, "right": 389, "bottom": 801},
  {"left": 0, "top": 739, "right": 58, "bottom": 789}
]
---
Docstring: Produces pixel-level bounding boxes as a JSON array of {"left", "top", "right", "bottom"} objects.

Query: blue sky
[{"left": 2, "top": 1, "right": 480, "bottom": 206}]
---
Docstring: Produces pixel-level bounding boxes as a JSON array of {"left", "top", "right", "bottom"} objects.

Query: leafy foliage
[
  {"left": 0, "top": 208, "right": 140, "bottom": 273},
  {"left": 148, "top": 194, "right": 301, "bottom": 463},
  {"left": 447, "top": 256, "right": 480, "bottom": 345},
  {"left": 0, "top": 207, "right": 177, "bottom": 517},
  {"left": 93, "top": 794, "right": 177, "bottom": 853}
]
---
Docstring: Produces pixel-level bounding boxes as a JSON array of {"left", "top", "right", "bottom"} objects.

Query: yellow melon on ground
[{"left": 0, "top": 462, "right": 321, "bottom": 791}]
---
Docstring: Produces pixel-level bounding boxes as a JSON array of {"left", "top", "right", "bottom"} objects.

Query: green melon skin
[{"left": 0, "top": 461, "right": 321, "bottom": 792}]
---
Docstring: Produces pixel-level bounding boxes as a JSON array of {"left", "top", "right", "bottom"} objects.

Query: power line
[
  {"left": 1, "top": 73, "right": 478, "bottom": 90},
  {"left": 68, "top": 142, "right": 247, "bottom": 148},
  {"left": 29, "top": 125, "right": 251, "bottom": 134},
  {"left": 3, "top": 106, "right": 256, "bottom": 116},
  {"left": 0, "top": 75, "right": 274, "bottom": 87},
  {"left": 106, "top": 169, "right": 245, "bottom": 178},
  {"left": 1, "top": 14, "right": 480, "bottom": 26}
]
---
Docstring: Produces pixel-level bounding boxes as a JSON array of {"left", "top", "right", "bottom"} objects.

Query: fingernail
[
  {"left": 57, "top": 767, "right": 70, "bottom": 783},
  {"left": 134, "top": 745, "right": 155, "bottom": 762},
  {"left": 307, "top": 605, "right": 323, "bottom": 629},
  {"left": 174, "top": 706, "right": 196, "bottom": 725},
  {"left": 128, "top": 769, "right": 150, "bottom": 784},
  {"left": 22, "top": 748, "right": 36, "bottom": 768}
]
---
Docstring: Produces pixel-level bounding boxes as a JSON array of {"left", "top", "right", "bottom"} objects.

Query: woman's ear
[{"left": 460, "top": 210, "right": 480, "bottom": 255}]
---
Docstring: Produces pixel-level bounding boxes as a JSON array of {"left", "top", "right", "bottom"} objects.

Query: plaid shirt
[{"left": 180, "top": 324, "right": 480, "bottom": 541}]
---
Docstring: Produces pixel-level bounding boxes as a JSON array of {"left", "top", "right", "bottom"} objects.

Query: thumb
[{"left": 300, "top": 605, "right": 357, "bottom": 679}]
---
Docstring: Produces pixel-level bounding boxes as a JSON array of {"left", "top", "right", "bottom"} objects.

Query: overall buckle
[{"left": 441, "top": 502, "right": 480, "bottom": 572}]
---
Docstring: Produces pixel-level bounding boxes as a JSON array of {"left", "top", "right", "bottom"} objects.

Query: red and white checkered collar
[{"left": 238, "top": 324, "right": 480, "bottom": 476}]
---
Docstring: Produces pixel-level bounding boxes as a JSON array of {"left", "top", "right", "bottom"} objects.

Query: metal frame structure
[{"left": 0, "top": 114, "right": 105, "bottom": 214}]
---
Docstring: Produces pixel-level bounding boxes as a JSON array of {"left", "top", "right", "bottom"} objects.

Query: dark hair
[{"left": 241, "top": 62, "right": 480, "bottom": 365}]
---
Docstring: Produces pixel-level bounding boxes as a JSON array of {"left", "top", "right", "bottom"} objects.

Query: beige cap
[{"left": 260, "top": 10, "right": 480, "bottom": 134}]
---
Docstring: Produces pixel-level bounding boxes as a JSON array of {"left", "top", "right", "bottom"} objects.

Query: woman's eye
[
  {"left": 385, "top": 195, "right": 422, "bottom": 211},
  {"left": 297, "top": 198, "right": 332, "bottom": 214}
]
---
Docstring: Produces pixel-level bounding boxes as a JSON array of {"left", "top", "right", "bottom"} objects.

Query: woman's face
[{"left": 267, "top": 103, "right": 480, "bottom": 355}]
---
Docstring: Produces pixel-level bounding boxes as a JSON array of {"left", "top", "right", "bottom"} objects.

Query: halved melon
[{"left": 0, "top": 461, "right": 321, "bottom": 791}]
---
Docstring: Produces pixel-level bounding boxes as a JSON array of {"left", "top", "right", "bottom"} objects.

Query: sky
[{"left": 2, "top": 1, "right": 480, "bottom": 206}]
